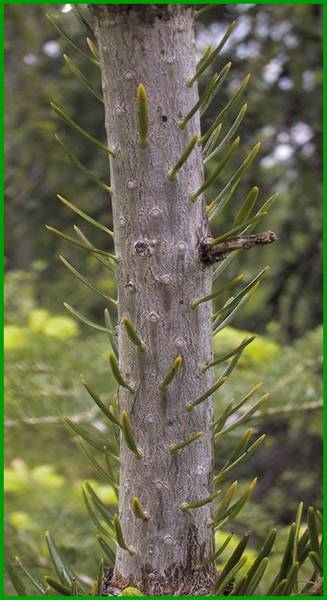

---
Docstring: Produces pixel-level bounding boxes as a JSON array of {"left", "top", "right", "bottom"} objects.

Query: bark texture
[{"left": 91, "top": 5, "right": 215, "bottom": 594}]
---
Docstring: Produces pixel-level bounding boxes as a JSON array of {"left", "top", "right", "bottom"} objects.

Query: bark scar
[{"left": 134, "top": 239, "right": 154, "bottom": 257}]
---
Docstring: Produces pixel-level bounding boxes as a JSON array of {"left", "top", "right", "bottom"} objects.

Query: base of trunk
[{"left": 102, "top": 564, "right": 217, "bottom": 596}]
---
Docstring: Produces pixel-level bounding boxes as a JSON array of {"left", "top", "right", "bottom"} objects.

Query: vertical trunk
[{"left": 91, "top": 5, "right": 215, "bottom": 594}]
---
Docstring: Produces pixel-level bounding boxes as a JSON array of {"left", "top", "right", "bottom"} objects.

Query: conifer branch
[
  {"left": 233, "top": 186, "right": 259, "bottom": 227},
  {"left": 200, "top": 73, "right": 251, "bottom": 144},
  {"left": 187, "top": 21, "right": 236, "bottom": 86},
  {"left": 192, "top": 273, "right": 243, "bottom": 310},
  {"left": 168, "top": 135, "right": 198, "bottom": 180},
  {"left": 191, "top": 137, "right": 240, "bottom": 201},
  {"left": 137, "top": 84, "right": 149, "bottom": 148},
  {"left": 195, "top": 533, "right": 234, "bottom": 571},
  {"left": 180, "top": 489, "right": 221, "bottom": 511},
  {"left": 109, "top": 353, "right": 134, "bottom": 393},
  {"left": 46, "top": 13, "right": 99, "bottom": 66},
  {"left": 211, "top": 383, "right": 263, "bottom": 431},
  {"left": 63, "top": 302, "right": 115, "bottom": 334},
  {"left": 186, "top": 375, "right": 228, "bottom": 412},
  {"left": 194, "top": 5, "right": 217, "bottom": 21},
  {"left": 73, "top": 225, "right": 116, "bottom": 273},
  {"left": 159, "top": 356, "right": 183, "bottom": 391},
  {"left": 202, "top": 122, "right": 222, "bottom": 159},
  {"left": 132, "top": 497, "right": 150, "bottom": 522},
  {"left": 179, "top": 72, "right": 224, "bottom": 129},
  {"left": 56, "top": 194, "right": 113, "bottom": 237},
  {"left": 55, "top": 134, "right": 111, "bottom": 193},
  {"left": 169, "top": 431, "right": 203, "bottom": 454},
  {"left": 201, "top": 336, "right": 255, "bottom": 372},
  {"left": 200, "top": 62, "right": 232, "bottom": 116},
  {"left": 196, "top": 44, "right": 213, "bottom": 71},
  {"left": 51, "top": 102, "right": 115, "bottom": 155},
  {"left": 122, "top": 316, "right": 146, "bottom": 352},
  {"left": 72, "top": 5, "right": 94, "bottom": 36},
  {"left": 204, "top": 103, "right": 248, "bottom": 164},
  {"left": 59, "top": 255, "right": 117, "bottom": 305},
  {"left": 113, "top": 515, "right": 135, "bottom": 554},
  {"left": 63, "top": 54, "right": 103, "bottom": 101},
  {"left": 121, "top": 411, "right": 143, "bottom": 459},
  {"left": 207, "top": 141, "right": 261, "bottom": 218},
  {"left": 86, "top": 36, "right": 99, "bottom": 59}
]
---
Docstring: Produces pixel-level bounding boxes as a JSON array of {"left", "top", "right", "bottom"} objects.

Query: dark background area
[{"left": 5, "top": 4, "right": 322, "bottom": 594}]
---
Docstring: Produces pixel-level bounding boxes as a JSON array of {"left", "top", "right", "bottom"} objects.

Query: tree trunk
[{"left": 91, "top": 5, "right": 215, "bottom": 594}]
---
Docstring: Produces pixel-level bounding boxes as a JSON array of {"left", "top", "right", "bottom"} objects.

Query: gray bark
[{"left": 91, "top": 5, "right": 215, "bottom": 594}]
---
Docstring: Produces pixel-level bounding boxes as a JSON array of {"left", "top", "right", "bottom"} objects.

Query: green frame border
[{"left": 1, "top": 1, "right": 324, "bottom": 598}]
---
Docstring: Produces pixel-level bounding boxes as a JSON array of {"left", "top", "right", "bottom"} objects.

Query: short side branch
[{"left": 199, "top": 231, "right": 278, "bottom": 265}]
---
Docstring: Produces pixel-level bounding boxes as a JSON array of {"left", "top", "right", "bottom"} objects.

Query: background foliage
[{"left": 5, "top": 3, "right": 322, "bottom": 595}]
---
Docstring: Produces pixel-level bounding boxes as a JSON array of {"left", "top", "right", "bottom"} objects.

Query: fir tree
[{"left": 10, "top": 5, "right": 322, "bottom": 597}]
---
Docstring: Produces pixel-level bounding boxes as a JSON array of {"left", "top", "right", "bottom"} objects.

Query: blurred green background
[{"left": 5, "top": 3, "right": 322, "bottom": 595}]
